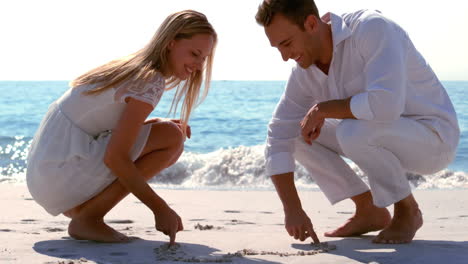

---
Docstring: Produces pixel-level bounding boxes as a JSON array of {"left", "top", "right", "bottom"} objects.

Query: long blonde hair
[{"left": 70, "top": 10, "right": 217, "bottom": 129}]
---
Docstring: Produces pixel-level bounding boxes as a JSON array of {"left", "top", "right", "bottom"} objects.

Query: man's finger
[
  {"left": 309, "top": 229, "right": 320, "bottom": 244},
  {"left": 311, "top": 231, "right": 320, "bottom": 244},
  {"left": 311, "top": 127, "right": 321, "bottom": 140},
  {"left": 293, "top": 227, "right": 301, "bottom": 240},
  {"left": 300, "top": 230, "right": 307, "bottom": 241},
  {"left": 306, "top": 225, "right": 320, "bottom": 244},
  {"left": 304, "top": 131, "right": 313, "bottom": 145}
]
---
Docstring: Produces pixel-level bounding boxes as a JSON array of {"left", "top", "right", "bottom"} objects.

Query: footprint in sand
[
  {"left": 224, "top": 210, "right": 241, "bottom": 213},
  {"left": 259, "top": 211, "right": 274, "bottom": 214},
  {"left": 44, "top": 227, "right": 65, "bottom": 232},
  {"left": 0, "top": 229, "right": 12, "bottom": 232},
  {"left": 189, "top": 218, "right": 206, "bottom": 221},
  {"left": 107, "top": 220, "right": 134, "bottom": 224},
  {"left": 21, "top": 219, "right": 37, "bottom": 223},
  {"left": 225, "top": 219, "right": 255, "bottom": 225}
]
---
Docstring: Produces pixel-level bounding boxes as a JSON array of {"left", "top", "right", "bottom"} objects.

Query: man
[{"left": 255, "top": 0, "right": 459, "bottom": 244}]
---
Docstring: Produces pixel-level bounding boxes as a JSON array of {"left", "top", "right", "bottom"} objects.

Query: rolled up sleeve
[
  {"left": 351, "top": 15, "right": 409, "bottom": 122},
  {"left": 265, "top": 70, "right": 313, "bottom": 177}
]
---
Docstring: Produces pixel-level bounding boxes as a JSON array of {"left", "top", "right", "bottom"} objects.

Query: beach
[
  {"left": 1, "top": 184, "right": 467, "bottom": 264},
  {"left": 1, "top": 80, "right": 467, "bottom": 263}
]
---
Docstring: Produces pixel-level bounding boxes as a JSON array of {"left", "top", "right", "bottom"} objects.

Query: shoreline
[{"left": 1, "top": 184, "right": 467, "bottom": 264}]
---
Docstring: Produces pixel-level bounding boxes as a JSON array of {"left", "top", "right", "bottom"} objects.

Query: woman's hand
[
  {"left": 154, "top": 206, "right": 184, "bottom": 245},
  {"left": 144, "top": 117, "right": 162, "bottom": 125},
  {"left": 170, "top": 119, "right": 191, "bottom": 139},
  {"left": 143, "top": 118, "right": 191, "bottom": 139}
]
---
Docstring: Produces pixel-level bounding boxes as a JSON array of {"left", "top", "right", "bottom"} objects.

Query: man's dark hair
[{"left": 255, "top": 0, "right": 320, "bottom": 29}]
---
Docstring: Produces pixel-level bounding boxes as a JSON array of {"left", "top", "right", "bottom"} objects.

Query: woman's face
[{"left": 167, "top": 33, "right": 215, "bottom": 80}]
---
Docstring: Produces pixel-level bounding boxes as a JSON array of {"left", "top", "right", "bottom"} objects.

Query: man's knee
[{"left": 336, "top": 119, "right": 377, "bottom": 151}]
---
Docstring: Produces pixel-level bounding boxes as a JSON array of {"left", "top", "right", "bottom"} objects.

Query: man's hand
[
  {"left": 300, "top": 104, "right": 325, "bottom": 145},
  {"left": 271, "top": 173, "right": 320, "bottom": 243},
  {"left": 284, "top": 208, "right": 320, "bottom": 243}
]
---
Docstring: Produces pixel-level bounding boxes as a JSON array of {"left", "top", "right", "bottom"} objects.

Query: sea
[{"left": 1, "top": 80, "right": 467, "bottom": 191}]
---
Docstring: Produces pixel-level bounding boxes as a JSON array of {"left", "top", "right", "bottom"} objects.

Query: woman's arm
[
  {"left": 103, "top": 98, "right": 182, "bottom": 244},
  {"left": 104, "top": 98, "right": 168, "bottom": 212}
]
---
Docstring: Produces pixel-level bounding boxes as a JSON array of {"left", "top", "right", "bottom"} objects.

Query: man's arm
[
  {"left": 272, "top": 172, "right": 320, "bottom": 243},
  {"left": 302, "top": 15, "right": 410, "bottom": 144},
  {"left": 265, "top": 69, "right": 322, "bottom": 242},
  {"left": 301, "top": 97, "right": 355, "bottom": 144},
  {"left": 349, "top": 15, "right": 408, "bottom": 122}
]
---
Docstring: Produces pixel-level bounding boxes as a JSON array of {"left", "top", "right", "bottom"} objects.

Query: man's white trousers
[{"left": 294, "top": 118, "right": 456, "bottom": 207}]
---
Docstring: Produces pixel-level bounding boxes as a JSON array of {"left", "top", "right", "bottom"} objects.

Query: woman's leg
[{"left": 65, "top": 121, "right": 184, "bottom": 242}]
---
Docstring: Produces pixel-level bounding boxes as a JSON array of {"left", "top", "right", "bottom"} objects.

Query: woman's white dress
[{"left": 26, "top": 74, "right": 165, "bottom": 216}]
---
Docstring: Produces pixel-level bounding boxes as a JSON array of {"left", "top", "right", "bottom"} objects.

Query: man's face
[{"left": 265, "top": 13, "right": 319, "bottom": 69}]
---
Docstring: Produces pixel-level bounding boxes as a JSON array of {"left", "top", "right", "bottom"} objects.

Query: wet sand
[{"left": 1, "top": 184, "right": 467, "bottom": 264}]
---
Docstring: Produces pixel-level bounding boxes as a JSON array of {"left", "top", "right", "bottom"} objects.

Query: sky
[{"left": 1, "top": 0, "right": 467, "bottom": 81}]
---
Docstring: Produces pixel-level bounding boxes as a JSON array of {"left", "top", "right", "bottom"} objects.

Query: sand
[{"left": 0, "top": 184, "right": 467, "bottom": 264}]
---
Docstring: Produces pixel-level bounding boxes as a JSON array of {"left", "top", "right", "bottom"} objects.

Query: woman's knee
[
  {"left": 141, "top": 121, "right": 184, "bottom": 157},
  {"left": 153, "top": 121, "right": 184, "bottom": 149},
  {"left": 168, "top": 144, "right": 184, "bottom": 167}
]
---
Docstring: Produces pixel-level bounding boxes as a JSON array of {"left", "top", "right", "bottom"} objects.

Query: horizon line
[{"left": 1, "top": 79, "right": 468, "bottom": 82}]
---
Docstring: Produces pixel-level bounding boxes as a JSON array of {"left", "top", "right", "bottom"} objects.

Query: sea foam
[
  {"left": 1, "top": 141, "right": 467, "bottom": 190},
  {"left": 152, "top": 145, "right": 468, "bottom": 191}
]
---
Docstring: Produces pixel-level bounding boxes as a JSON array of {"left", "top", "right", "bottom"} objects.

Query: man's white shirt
[{"left": 265, "top": 10, "right": 459, "bottom": 177}]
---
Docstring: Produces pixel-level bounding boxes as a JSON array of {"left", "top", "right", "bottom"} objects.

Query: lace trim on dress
[{"left": 114, "top": 73, "right": 166, "bottom": 107}]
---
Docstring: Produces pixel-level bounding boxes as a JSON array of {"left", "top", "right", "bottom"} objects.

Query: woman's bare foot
[
  {"left": 373, "top": 200, "right": 423, "bottom": 244},
  {"left": 325, "top": 207, "right": 391, "bottom": 237},
  {"left": 68, "top": 217, "right": 130, "bottom": 243}
]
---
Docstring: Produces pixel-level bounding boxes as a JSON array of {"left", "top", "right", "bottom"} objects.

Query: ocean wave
[
  {"left": 1, "top": 143, "right": 467, "bottom": 190},
  {"left": 152, "top": 145, "right": 468, "bottom": 190}
]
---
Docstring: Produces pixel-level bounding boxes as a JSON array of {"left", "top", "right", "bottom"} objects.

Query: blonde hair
[{"left": 70, "top": 10, "right": 217, "bottom": 130}]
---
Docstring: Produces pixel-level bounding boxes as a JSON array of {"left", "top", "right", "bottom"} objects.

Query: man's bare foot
[
  {"left": 325, "top": 207, "right": 391, "bottom": 237},
  {"left": 373, "top": 208, "right": 423, "bottom": 244},
  {"left": 68, "top": 217, "right": 131, "bottom": 243}
]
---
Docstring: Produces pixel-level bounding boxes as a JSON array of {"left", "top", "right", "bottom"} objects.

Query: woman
[{"left": 26, "top": 10, "right": 217, "bottom": 245}]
